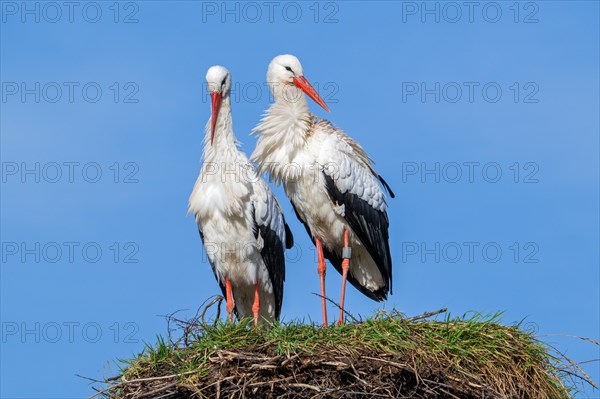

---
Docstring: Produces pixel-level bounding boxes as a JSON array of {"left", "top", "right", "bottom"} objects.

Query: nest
[
  {"left": 121, "top": 348, "right": 524, "bottom": 398},
  {"left": 92, "top": 304, "right": 596, "bottom": 399}
]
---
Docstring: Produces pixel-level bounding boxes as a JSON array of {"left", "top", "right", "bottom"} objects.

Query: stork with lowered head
[{"left": 189, "top": 65, "right": 294, "bottom": 325}]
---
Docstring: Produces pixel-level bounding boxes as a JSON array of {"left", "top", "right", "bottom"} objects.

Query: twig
[
  {"left": 138, "top": 381, "right": 179, "bottom": 398},
  {"left": 335, "top": 391, "right": 390, "bottom": 397},
  {"left": 578, "top": 359, "right": 600, "bottom": 365},
  {"left": 536, "top": 334, "right": 600, "bottom": 347},
  {"left": 76, "top": 374, "right": 104, "bottom": 384},
  {"left": 544, "top": 342, "right": 598, "bottom": 389},
  {"left": 201, "top": 295, "right": 224, "bottom": 325},
  {"left": 287, "top": 382, "right": 321, "bottom": 392},
  {"left": 159, "top": 309, "right": 189, "bottom": 345},
  {"left": 361, "top": 356, "right": 411, "bottom": 370},
  {"left": 403, "top": 308, "right": 448, "bottom": 323},
  {"left": 86, "top": 370, "right": 198, "bottom": 399},
  {"left": 311, "top": 292, "right": 359, "bottom": 323},
  {"left": 105, "top": 374, "right": 122, "bottom": 382}
]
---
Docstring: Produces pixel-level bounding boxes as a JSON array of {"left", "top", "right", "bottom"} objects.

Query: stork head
[
  {"left": 205, "top": 65, "right": 231, "bottom": 145},
  {"left": 267, "top": 54, "right": 329, "bottom": 112}
]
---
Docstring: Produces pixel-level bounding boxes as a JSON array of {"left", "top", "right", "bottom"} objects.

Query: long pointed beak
[
  {"left": 210, "top": 91, "right": 222, "bottom": 145},
  {"left": 293, "top": 76, "right": 329, "bottom": 112}
]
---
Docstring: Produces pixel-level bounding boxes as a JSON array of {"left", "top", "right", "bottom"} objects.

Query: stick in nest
[
  {"left": 312, "top": 293, "right": 359, "bottom": 323},
  {"left": 402, "top": 308, "right": 448, "bottom": 323},
  {"left": 200, "top": 295, "right": 224, "bottom": 325}
]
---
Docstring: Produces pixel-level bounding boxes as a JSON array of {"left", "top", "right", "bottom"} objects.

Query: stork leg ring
[
  {"left": 252, "top": 281, "right": 260, "bottom": 326},
  {"left": 338, "top": 228, "right": 351, "bottom": 326},
  {"left": 316, "top": 237, "right": 328, "bottom": 327},
  {"left": 225, "top": 278, "right": 235, "bottom": 323}
]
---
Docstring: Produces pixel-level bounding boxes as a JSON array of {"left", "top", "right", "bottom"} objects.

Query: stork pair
[{"left": 188, "top": 55, "right": 394, "bottom": 327}]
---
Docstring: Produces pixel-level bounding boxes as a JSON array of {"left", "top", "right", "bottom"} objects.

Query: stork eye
[
  {"left": 284, "top": 66, "right": 293, "bottom": 72},
  {"left": 221, "top": 77, "right": 227, "bottom": 86}
]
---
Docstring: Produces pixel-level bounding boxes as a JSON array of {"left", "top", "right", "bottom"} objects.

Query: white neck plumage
[
  {"left": 202, "top": 98, "right": 237, "bottom": 161},
  {"left": 251, "top": 89, "right": 315, "bottom": 184}
]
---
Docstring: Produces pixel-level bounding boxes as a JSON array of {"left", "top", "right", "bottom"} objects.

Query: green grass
[{"left": 96, "top": 310, "right": 595, "bottom": 399}]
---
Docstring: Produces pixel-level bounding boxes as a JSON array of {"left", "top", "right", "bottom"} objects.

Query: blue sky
[{"left": 1, "top": 1, "right": 598, "bottom": 397}]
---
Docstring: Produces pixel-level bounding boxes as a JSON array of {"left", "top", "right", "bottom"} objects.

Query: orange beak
[
  {"left": 293, "top": 76, "right": 329, "bottom": 112},
  {"left": 210, "top": 91, "right": 222, "bottom": 145}
]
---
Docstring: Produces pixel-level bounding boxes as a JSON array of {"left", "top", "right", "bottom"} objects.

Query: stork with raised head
[
  {"left": 189, "top": 65, "right": 294, "bottom": 325},
  {"left": 251, "top": 55, "right": 395, "bottom": 327}
]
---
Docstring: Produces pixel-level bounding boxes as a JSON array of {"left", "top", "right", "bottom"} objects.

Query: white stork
[
  {"left": 189, "top": 65, "right": 294, "bottom": 325},
  {"left": 251, "top": 55, "right": 395, "bottom": 327}
]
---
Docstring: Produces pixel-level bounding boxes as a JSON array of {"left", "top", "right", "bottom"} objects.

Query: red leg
[
  {"left": 252, "top": 282, "right": 260, "bottom": 326},
  {"left": 225, "top": 278, "right": 235, "bottom": 323},
  {"left": 316, "top": 238, "right": 328, "bottom": 327},
  {"left": 338, "top": 229, "right": 351, "bottom": 326}
]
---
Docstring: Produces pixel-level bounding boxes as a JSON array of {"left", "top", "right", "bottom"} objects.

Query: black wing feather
[
  {"left": 378, "top": 174, "right": 396, "bottom": 198},
  {"left": 253, "top": 209, "right": 286, "bottom": 320},
  {"left": 322, "top": 173, "right": 393, "bottom": 299},
  {"left": 285, "top": 223, "right": 294, "bottom": 249},
  {"left": 290, "top": 200, "right": 389, "bottom": 302}
]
